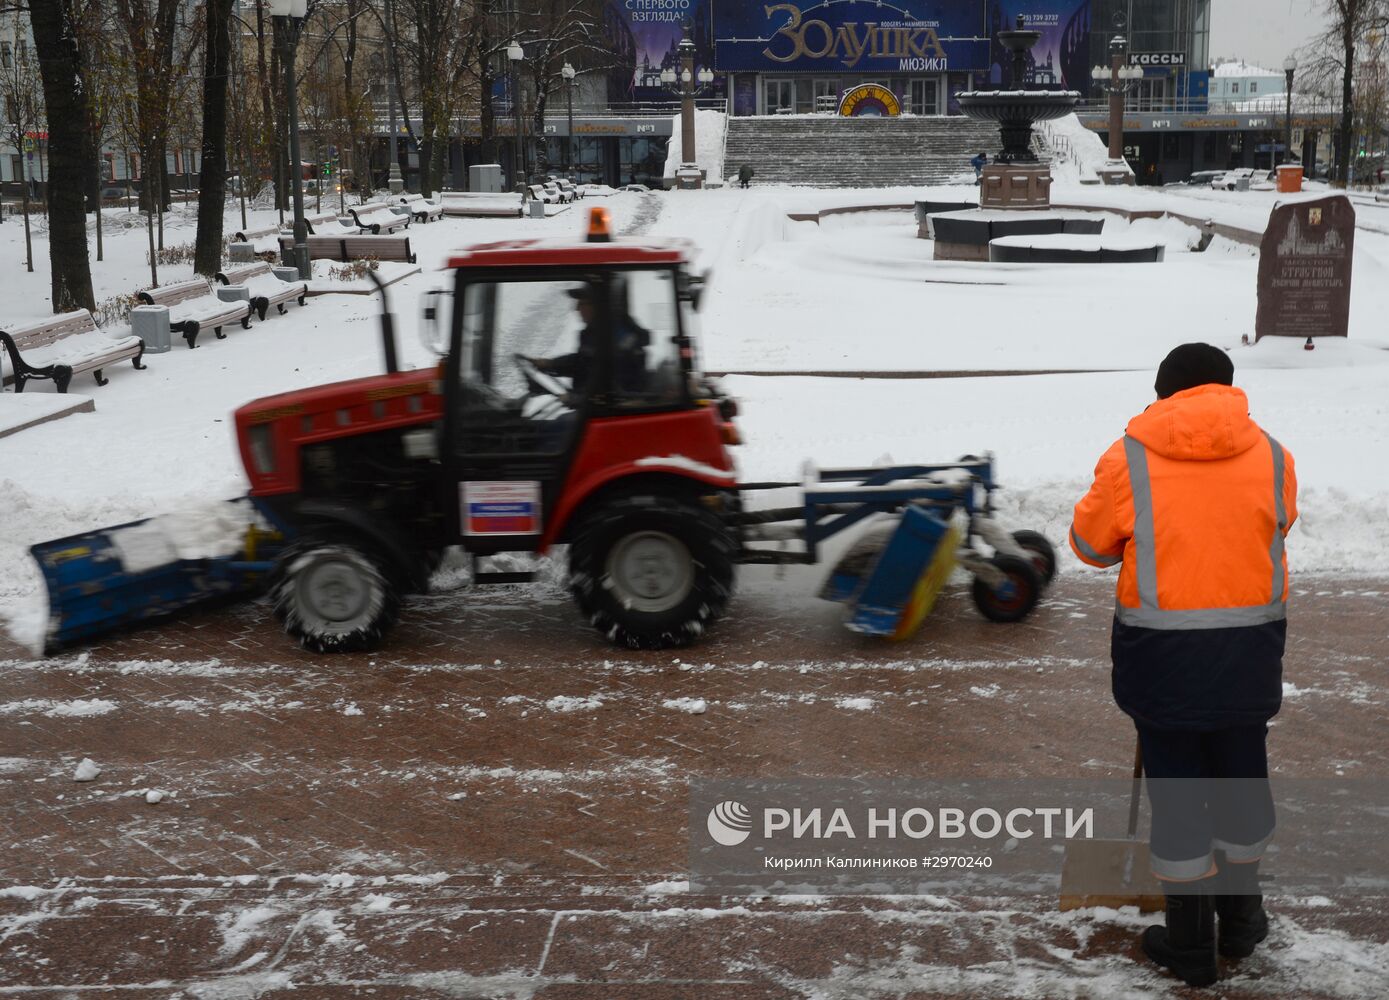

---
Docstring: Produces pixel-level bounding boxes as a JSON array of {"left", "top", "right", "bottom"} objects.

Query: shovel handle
[{"left": 1127, "top": 739, "right": 1143, "bottom": 839}]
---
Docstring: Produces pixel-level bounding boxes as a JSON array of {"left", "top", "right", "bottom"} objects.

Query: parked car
[
  {"left": 1211, "top": 167, "right": 1258, "bottom": 191},
  {"left": 1173, "top": 170, "right": 1223, "bottom": 187}
]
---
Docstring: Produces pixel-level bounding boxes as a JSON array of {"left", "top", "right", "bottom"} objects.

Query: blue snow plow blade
[{"left": 30, "top": 510, "right": 280, "bottom": 655}]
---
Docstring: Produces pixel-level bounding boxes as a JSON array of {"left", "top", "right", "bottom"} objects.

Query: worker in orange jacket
[{"left": 1070, "top": 343, "right": 1297, "bottom": 988}]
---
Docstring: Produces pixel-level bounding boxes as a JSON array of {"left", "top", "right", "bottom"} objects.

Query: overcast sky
[{"left": 1209, "top": 0, "right": 1329, "bottom": 70}]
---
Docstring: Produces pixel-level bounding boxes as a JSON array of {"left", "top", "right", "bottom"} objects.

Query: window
[
  {"left": 1250, "top": 82, "right": 1257, "bottom": 93},
  {"left": 1231, "top": 82, "right": 1239, "bottom": 93},
  {"left": 613, "top": 269, "right": 683, "bottom": 408}
]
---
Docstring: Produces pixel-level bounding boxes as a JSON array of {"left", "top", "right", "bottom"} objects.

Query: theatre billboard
[{"left": 713, "top": 1, "right": 990, "bottom": 74}]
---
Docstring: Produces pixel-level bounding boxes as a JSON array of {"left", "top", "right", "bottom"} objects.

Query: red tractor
[
  {"left": 237, "top": 211, "right": 744, "bottom": 652},
  {"left": 32, "top": 208, "right": 1054, "bottom": 655}
]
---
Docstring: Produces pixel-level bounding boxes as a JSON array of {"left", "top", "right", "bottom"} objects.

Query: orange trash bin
[{"left": 1276, "top": 164, "right": 1303, "bottom": 193}]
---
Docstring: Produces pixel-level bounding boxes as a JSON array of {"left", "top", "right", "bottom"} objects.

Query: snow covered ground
[
  {"left": 3, "top": 180, "right": 1389, "bottom": 645},
  {"left": 2, "top": 178, "right": 1388, "bottom": 994}
]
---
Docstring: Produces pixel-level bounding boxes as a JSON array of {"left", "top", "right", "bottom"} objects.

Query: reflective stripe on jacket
[{"left": 1069, "top": 385, "right": 1298, "bottom": 628}]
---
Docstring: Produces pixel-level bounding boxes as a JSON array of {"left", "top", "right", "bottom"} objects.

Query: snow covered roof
[{"left": 1212, "top": 60, "right": 1284, "bottom": 78}]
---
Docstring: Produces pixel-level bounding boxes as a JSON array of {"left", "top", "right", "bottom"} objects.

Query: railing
[
  {"left": 372, "top": 97, "right": 729, "bottom": 121},
  {"left": 1071, "top": 97, "right": 1342, "bottom": 118}
]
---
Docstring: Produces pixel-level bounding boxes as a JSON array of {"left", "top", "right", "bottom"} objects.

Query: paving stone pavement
[{"left": 1, "top": 568, "right": 1386, "bottom": 998}]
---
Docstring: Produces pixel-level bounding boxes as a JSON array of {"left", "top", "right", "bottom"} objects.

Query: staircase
[{"left": 723, "top": 115, "right": 1047, "bottom": 187}]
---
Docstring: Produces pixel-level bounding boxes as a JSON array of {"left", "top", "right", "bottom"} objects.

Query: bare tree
[
  {"left": 1, "top": 11, "right": 42, "bottom": 273},
  {"left": 517, "top": 0, "right": 610, "bottom": 179},
  {"left": 194, "top": 0, "right": 232, "bottom": 276},
  {"left": 1302, "top": 0, "right": 1389, "bottom": 185},
  {"left": 28, "top": 0, "right": 96, "bottom": 312}
]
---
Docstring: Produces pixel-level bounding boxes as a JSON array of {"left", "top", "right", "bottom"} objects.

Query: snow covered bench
[
  {"left": 397, "top": 193, "right": 443, "bottom": 223},
  {"left": 215, "top": 261, "right": 309, "bottom": 321},
  {"left": 277, "top": 233, "right": 416, "bottom": 264},
  {"left": 138, "top": 279, "right": 253, "bottom": 349},
  {"left": 527, "top": 183, "right": 560, "bottom": 204},
  {"left": 554, "top": 178, "right": 581, "bottom": 200},
  {"left": 438, "top": 192, "right": 524, "bottom": 218},
  {"left": 0, "top": 309, "right": 146, "bottom": 393},
  {"left": 347, "top": 203, "right": 410, "bottom": 234}
]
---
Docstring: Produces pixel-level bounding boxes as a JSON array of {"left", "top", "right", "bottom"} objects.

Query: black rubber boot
[
  {"left": 1215, "top": 860, "right": 1269, "bottom": 959},
  {"left": 1141, "top": 888, "right": 1219, "bottom": 987}
]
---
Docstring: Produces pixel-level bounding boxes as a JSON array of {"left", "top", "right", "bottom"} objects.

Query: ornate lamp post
[
  {"left": 659, "top": 22, "right": 714, "bottom": 189},
  {"left": 1091, "top": 36, "right": 1144, "bottom": 185},
  {"left": 507, "top": 39, "right": 527, "bottom": 185},
  {"left": 269, "top": 0, "right": 310, "bottom": 278},
  {"left": 561, "top": 61, "right": 576, "bottom": 175},
  {"left": 1283, "top": 55, "right": 1298, "bottom": 171},
  {"left": 383, "top": 0, "right": 404, "bottom": 194}
]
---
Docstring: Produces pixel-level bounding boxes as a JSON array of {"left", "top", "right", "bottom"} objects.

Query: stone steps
[{"left": 724, "top": 115, "right": 1048, "bottom": 188}]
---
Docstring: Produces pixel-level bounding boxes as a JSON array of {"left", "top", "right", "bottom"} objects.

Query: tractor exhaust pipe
[{"left": 366, "top": 268, "right": 399, "bottom": 374}]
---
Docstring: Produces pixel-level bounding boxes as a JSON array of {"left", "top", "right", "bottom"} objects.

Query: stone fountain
[{"left": 958, "top": 14, "right": 1079, "bottom": 210}]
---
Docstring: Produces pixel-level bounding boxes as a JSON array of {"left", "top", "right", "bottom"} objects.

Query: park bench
[
  {"left": 543, "top": 181, "right": 574, "bottom": 204},
  {"left": 398, "top": 192, "right": 444, "bottom": 223},
  {"left": 438, "top": 192, "right": 524, "bottom": 218},
  {"left": 276, "top": 233, "right": 416, "bottom": 264},
  {"left": 527, "top": 183, "right": 559, "bottom": 204},
  {"left": 347, "top": 202, "right": 410, "bottom": 234},
  {"left": 0, "top": 309, "right": 145, "bottom": 393},
  {"left": 554, "top": 178, "right": 581, "bottom": 200},
  {"left": 215, "top": 261, "right": 309, "bottom": 321},
  {"left": 138, "top": 279, "right": 253, "bottom": 349}
]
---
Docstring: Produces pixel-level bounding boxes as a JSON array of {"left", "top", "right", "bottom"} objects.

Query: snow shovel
[{"left": 1058, "top": 740, "right": 1166, "bottom": 913}]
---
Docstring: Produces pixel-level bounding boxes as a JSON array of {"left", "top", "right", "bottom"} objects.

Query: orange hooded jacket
[{"left": 1070, "top": 384, "right": 1297, "bottom": 629}]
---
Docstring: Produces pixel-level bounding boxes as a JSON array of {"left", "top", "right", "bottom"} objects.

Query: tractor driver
[{"left": 526, "top": 282, "right": 651, "bottom": 397}]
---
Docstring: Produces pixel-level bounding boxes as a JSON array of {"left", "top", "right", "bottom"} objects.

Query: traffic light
[{"left": 323, "top": 159, "right": 334, "bottom": 177}]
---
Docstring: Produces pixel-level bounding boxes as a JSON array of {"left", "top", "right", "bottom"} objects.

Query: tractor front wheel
[
  {"left": 971, "top": 554, "right": 1041, "bottom": 624},
  {"left": 271, "top": 533, "right": 401, "bottom": 653},
  {"left": 568, "top": 496, "right": 736, "bottom": 649}
]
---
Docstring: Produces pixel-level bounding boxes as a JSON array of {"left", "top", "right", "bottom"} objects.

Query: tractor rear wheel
[
  {"left": 568, "top": 496, "right": 736, "bottom": 649},
  {"left": 271, "top": 533, "right": 401, "bottom": 653},
  {"left": 970, "top": 554, "right": 1041, "bottom": 624}
]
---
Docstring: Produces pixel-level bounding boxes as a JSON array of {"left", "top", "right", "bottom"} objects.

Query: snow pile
[
  {"left": 0, "top": 698, "right": 117, "bottom": 718},
  {"left": 1039, "top": 113, "right": 1123, "bottom": 184},
  {"left": 662, "top": 697, "right": 708, "bottom": 714},
  {"left": 72, "top": 758, "right": 101, "bottom": 782},
  {"left": 107, "top": 501, "right": 252, "bottom": 574},
  {"left": 663, "top": 109, "right": 727, "bottom": 182},
  {"left": 545, "top": 695, "right": 603, "bottom": 713}
]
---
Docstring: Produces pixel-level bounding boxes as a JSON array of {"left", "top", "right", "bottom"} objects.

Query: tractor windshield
[{"left": 457, "top": 268, "right": 686, "bottom": 411}]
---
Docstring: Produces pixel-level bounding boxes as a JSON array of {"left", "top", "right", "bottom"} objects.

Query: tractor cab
[{"left": 428, "top": 209, "right": 735, "bottom": 556}]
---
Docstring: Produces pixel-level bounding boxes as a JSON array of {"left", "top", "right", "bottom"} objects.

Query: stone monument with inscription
[{"left": 1255, "top": 195, "right": 1354, "bottom": 342}]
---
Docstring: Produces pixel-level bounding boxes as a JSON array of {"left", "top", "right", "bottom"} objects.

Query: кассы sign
[{"left": 1128, "top": 51, "right": 1186, "bottom": 67}]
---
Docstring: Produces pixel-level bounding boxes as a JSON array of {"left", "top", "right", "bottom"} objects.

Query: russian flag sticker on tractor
[{"left": 462, "top": 481, "right": 542, "bottom": 536}]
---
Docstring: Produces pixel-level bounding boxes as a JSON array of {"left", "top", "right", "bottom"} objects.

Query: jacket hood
[{"left": 1126, "top": 384, "right": 1263, "bottom": 461}]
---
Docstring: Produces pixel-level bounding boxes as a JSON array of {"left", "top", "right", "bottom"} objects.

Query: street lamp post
[
  {"left": 1283, "top": 55, "right": 1298, "bottom": 172},
  {"left": 562, "top": 62, "right": 576, "bottom": 175},
  {"left": 269, "top": 0, "right": 310, "bottom": 279},
  {"left": 507, "top": 40, "right": 526, "bottom": 186},
  {"left": 384, "top": 0, "right": 404, "bottom": 194},
  {"left": 659, "top": 22, "right": 714, "bottom": 189},
  {"left": 1090, "top": 35, "right": 1143, "bottom": 185}
]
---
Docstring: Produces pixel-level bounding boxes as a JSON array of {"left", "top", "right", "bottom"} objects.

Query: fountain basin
[
  {"left": 989, "top": 233, "right": 1166, "bottom": 264},
  {"left": 927, "top": 208, "right": 1103, "bottom": 260}
]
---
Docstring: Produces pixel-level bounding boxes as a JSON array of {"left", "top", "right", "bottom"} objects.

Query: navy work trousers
[{"left": 1136, "top": 724, "right": 1276, "bottom": 883}]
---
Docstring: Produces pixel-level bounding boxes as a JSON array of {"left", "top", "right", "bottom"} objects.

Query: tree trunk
[
  {"left": 194, "top": 0, "right": 232, "bottom": 276},
  {"left": 1340, "top": 22, "right": 1355, "bottom": 186},
  {"left": 28, "top": 0, "right": 96, "bottom": 313},
  {"left": 533, "top": 90, "right": 549, "bottom": 178}
]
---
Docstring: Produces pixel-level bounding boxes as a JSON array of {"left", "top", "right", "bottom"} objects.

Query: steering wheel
[{"left": 513, "top": 353, "right": 572, "bottom": 399}]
